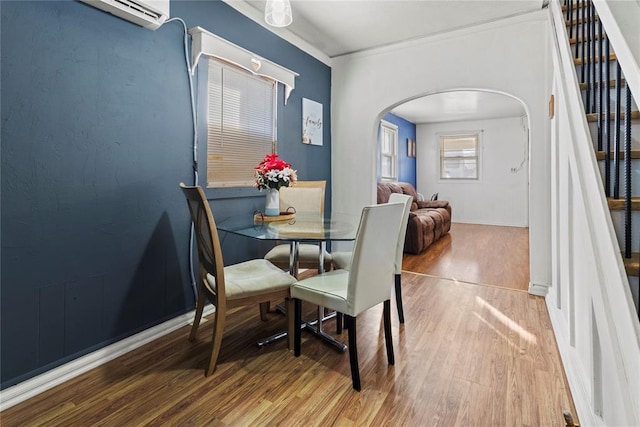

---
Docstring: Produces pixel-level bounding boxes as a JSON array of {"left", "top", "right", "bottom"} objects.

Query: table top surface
[{"left": 216, "top": 211, "right": 359, "bottom": 242}]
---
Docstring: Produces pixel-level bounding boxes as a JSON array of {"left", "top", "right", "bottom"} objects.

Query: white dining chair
[
  {"left": 331, "top": 193, "right": 413, "bottom": 323},
  {"left": 291, "top": 201, "right": 406, "bottom": 391}
]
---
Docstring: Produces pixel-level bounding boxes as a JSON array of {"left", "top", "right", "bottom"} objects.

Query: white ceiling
[
  {"left": 237, "top": 0, "right": 545, "bottom": 58},
  {"left": 227, "top": 0, "right": 542, "bottom": 123},
  {"left": 391, "top": 91, "right": 527, "bottom": 124}
]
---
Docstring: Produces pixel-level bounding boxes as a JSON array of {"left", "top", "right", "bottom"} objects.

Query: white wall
[
  {"left": 331, "top": 10, "right": 551, "bottom": 292},
  {"left": 417, "top": 116, "right": 529, "bottom": 227}
]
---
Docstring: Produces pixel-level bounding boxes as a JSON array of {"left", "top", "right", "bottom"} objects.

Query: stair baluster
[
  {"left": 568, "top": 0, "right": 574, "bottom": 40},
  {"left": 624, "top": 84, "right": 632, "bottom": 258},
  {"left": 581, "top": 0, "right": 586, "bottom": 82},
  {"left": 589, "top": 2, "right": 602, "bottom": 113},
  {"left": 575, "top": 0, "right": 581, "bottom": 58},
  {"left": 596, "top": 20, "right": 603, "bottom": 152},
  {"left": 614, "top": 63, "right": 622, "bottom": 199},
  {"left": 604, "top": 36, "right": 611, "bottom": 196},
  {"left": 585, "top": 2, "right": 592, "bottom": 111}
]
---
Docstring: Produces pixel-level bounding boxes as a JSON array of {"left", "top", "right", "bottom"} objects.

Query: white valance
[{"left": 188, "top": 26, "right": 298, "bottom": 103}]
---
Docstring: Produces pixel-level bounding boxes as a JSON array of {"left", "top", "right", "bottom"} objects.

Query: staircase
[
  {"left": 564, "top": 0, "right": 640, "bottom": 318},
  {"left": 548, "top": 1, "right": 640, "bottom": 424}
]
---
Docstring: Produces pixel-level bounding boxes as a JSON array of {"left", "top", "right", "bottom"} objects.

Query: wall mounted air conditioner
[{"left": 79, "top": 0, "right": 169, "bottom": 30}]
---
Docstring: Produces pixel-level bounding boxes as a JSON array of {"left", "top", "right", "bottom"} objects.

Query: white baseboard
[
  {"left": 528, "top": 280, "right": 550, "bottom": 296},
  {"left": 0, "top": 305, "right": 215, "bottom": 412},
  {"left": 451, "top": 220, "right": 529, "bottom": 228}
]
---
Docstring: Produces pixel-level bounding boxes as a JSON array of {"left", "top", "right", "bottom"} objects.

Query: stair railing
[
  {"left": 550, "top": 2, "right": 640, "bottom": 424},
  {"left": 566, "top": 0, "right": 636, "bottom": 274}
]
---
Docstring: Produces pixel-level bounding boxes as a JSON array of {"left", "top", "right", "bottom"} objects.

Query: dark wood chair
[{"left": 179, "top": 183, "right": 296, "bottom": 376}]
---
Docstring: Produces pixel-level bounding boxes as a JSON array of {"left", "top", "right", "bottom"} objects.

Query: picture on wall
[
  {"left": 302, "top": 98, "right": 323, "bottom": 146},
  {"left": 407, "top": 138, "right": 416, "bottom": 158}
]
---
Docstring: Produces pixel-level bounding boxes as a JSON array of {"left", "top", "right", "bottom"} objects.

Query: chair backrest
[
  {"left": 387, "top": 193, "right": 413, "bottom": 274},
  {"left": 346, "top": 202, "right": 405, "bottom": 316},
  {"left": 279, "top": 180, "right": 326, "bottom": 214},
  {"left": 179, "top": 183, "right": 225, "bottom": 299}
]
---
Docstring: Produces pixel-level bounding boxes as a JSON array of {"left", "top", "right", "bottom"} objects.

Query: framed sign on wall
[
  {"left": 407, "top": 138, "right": 416, "bottom": 157},
  {"left": 302, "top": 98, "right": 323, "bottom": 146}
]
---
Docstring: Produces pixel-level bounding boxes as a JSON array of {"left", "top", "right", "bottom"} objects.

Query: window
[
  {"left": 207, "top": 59, "right": 277, "bottom": 188},
  {"left": 440, "top": 133, "right": 479, "bottom": 180},
  {"left": 380, "top": 120, "right": 398, "bottom": 181}
]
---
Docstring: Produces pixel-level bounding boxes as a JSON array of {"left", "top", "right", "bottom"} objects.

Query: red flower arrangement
[{"left": 254, "top": 153, "right": 297, "bottom": 190}]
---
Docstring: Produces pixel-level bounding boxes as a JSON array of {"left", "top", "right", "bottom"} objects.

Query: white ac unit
[{"left": 79, "top": 0, "right": 169, "bottom": 30}]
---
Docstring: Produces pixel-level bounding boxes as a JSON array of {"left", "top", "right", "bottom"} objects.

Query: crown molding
[{"left": 221, "top": 0, "right": 332, "bottom": 67}]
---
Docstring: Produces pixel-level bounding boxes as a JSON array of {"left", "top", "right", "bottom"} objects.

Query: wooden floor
[
  {"left": 1, "top": 223, "right": 576, "bottom": 426},
  {"left": 403, "top": 223, "right": 530, "bottom": 292}
]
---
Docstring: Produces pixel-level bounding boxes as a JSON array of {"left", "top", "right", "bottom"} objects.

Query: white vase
[{"left": 265, "top": 188, "right": 280, "bottom": 216}]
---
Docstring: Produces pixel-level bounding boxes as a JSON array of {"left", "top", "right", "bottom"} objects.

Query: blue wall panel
[
  {"left": 1, "top": 0, "right": 331, "bottom": 388},
  {"left": 39, "top": 284, "right": 66, "bottom": 366},
  {"left": 381, "top": 113, "right": 417, "bottom": 187}
]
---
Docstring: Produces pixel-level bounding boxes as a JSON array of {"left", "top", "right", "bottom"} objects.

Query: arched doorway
[{"left": 376, "top": 89, "right": 530, "bottom": 228}]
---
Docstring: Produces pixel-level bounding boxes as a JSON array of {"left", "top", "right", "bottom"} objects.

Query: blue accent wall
[
  {"left": 380, "top": 113, "right": 417, "bottom": 187},
  {"left": 0, "top": 0, "right": 331, "bottom": 388}
]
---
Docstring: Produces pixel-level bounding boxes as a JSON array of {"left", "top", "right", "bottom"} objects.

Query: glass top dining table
[
  {"left": 216, "top": 211, "right": 359, "bottom": 276},
  {"left": 216, "top": 211, "right": 359, "bottom": 243},
  {"left": 216, "top": 211, "right": 360, "bottom": 352}
]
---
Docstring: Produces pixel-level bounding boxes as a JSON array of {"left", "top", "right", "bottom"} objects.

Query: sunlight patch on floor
[{"left": 475, "top": 296, "right": 537, "bottom": 345}]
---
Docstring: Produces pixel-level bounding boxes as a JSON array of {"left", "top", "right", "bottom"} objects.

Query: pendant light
[{"left": 265, "top": 0, "right": 293, "bottom": 27}]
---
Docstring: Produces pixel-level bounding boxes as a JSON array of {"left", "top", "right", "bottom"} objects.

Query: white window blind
[
  {"left": 207, "top": 59, "right": 276, "bottom": 188},
  {"left": 440, "top": 133, "right": 479, "bottom": 180}
]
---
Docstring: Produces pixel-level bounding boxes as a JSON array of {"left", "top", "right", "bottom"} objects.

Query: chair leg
[
  {"left": 259, "top": 302, "right": 270, "bottom": 321},
  {"left": 205, "top": 304, "right": 226, "bottom": 376},
  {"left": 294, "top": 298, "right": 302, "bottom": 357},
  {"left": 383, "top": 300, "right": 395, "bottom": 365},
  {"left": 394, "top": 273, "right": 405, "bottom": 324},
  {"left": 189, "top": 284, "right": 207, "bottom": 341},
  {"left": 336, "top": 312, "right": 343, "bottom": 334},
  {"left": 286, "top": 297, "right": 294, "bottom": 350},
  {"left": 346, "top": 315, "right": 361, "bottom": 391}
]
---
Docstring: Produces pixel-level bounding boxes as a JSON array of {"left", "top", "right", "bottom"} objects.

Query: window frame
[
  {"left": 205, "top": 58, "right": 278, "bottom": 189},
  {"left": 439, "top": 131, "right": 481, "bottom": 181},
  {"left": 379, "top": 120, "right": 399, "bottom": 182}
]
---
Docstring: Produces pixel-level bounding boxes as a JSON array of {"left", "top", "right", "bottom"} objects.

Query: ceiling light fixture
[{"left": 265, "top": 0, "right": 293, "bottom": 27}]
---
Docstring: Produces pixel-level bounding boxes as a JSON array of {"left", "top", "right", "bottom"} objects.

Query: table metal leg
[
  {"left": 258, "top": 310, "right": 346, "bottom": 351},
  {"left": 306, "top": 241, "right": 347, "bottom": 350},
  {"left": 257, "top": 330, "right": 289, "bottom": 347},
  {"left": 318, "top": 241, "right": 325, "bottom": 274},
  {"left": 302, "top": 306, "right": 347, "bottom": 352},
  {"left": 289, "top": 241, "right": 299, "bottom": 277},
  {"left": 257, "top": 241, "right": 347, "bottom": 352}
]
